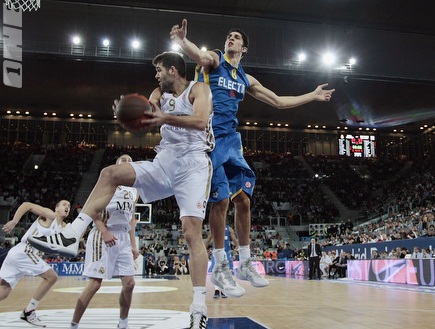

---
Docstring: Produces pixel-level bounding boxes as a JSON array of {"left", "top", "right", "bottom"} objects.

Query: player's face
[
  {"left": 56, "top": 200, "right": 71, "bottom": 218},
  {"left": 155, "top": 63, "right": 173, "bottom": 92},
  {"left": 224, "top": 32, "right": 245, "bottom": 55}
]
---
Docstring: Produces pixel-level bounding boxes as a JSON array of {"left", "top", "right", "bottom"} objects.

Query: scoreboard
[{"left": 338, "top": 134, "right": 376, "bottom": 157}]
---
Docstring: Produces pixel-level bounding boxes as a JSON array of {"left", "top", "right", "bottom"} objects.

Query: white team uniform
[
  {"left": 131, "top": 81, "right": 215, "bottom": 220},
  {"left": 83, "top": 186, "right": 138, "bottom": 279},
  {"left": 0, "top": 218, "right": 62, "bottom": 288}
]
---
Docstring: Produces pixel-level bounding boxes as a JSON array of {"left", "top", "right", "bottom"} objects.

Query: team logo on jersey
[
  {"left": 99, "top": 267, "right": 105, "bottom": 274},
  {"left": 212, "top": 191, "right": 219, "bottom": 199},
  {"left": 245, "top": 182, "right": 252, "bottom": 189},
  {"left": 196, "top": 202, "right": 202, "bottom": 209},
  {"left": 231, "top": 68, "right": 237, "bottom": 80}
]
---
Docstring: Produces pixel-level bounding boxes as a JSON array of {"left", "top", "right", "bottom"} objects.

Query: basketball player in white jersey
[
  {"left": 30, "top": 51, "right": 214, "bottom": 329},
  {"left": 0, "top": 199, "right": 71, "bottom": 327},
  {"left": 69, "top": 154, "right": 139, "bottom": 329}
]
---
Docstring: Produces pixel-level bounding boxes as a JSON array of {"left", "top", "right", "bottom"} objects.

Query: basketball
[{"left": 115, "top": 94, "right": 153, "bottom": 131}]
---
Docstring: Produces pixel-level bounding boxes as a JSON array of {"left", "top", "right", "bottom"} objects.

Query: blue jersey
[{"left": 195, "top": 50, "right": 250, "bottom": 138}]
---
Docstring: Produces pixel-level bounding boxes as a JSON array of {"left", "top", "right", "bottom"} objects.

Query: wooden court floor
[{"left": 1, "top": 274, "right": 434, "bottom": 329}]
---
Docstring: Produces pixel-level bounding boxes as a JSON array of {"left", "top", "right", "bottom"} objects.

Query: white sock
[
  {"left": 192, "top": 286, "right": 206, "bottom": 306},
  {"left": 238, "top": 245, "right": 251, "bottom": 263},
  {"left": 213, "top": 248, "right": 226, "bottom": 264},
  {"left": 69, "top": 323, "right": 79, "bottom": 329},
  {"left": 118, "top": 317, "right": 128, "bottom": 329},
  {"left": 25, "top": 298, "right": 39, "bottom": 312},
  {"left": 70, "top": 213, "right": 93, "bottom": 235}
]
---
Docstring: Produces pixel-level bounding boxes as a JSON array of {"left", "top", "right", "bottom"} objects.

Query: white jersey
[
  {"left": 84, "top": 186, "right": 137, "bottom": 279},
  {"left": 21, "top": 216, "right": 63, "bottom": 244},
  {"left": 104, "top": 185, "right": 138, "bottom": 229},
  {"left": 0, "top": 217, "right": 62, "bottom": 288},
  {"left": 157, "top": 81, "right": 215, "bottom": 155}
]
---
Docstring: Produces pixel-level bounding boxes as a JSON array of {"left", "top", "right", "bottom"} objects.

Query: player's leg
[
  {"left": 182, "top": 216, "right": 207, "bottom": 287},
  {"left": 181, "top": 216, "right": 208, "bottom": 329},
  {"left": 119, "top": 275, "right": 135, "bottom": 329},
  {"left": 232, "top": 191, "right": 268, "bottom": 287},
  {"left": 232, "top": 191, "right": 251, "bottom": 247},
  {"left": 20, "top": 268, "right": 57, "bottom": 327},
  {"left": 228, "top": 134, "right": 268, "bottom": 288},
  {"left": 0, "top": 279, "right": 12, "bottom": 300},
  {"left": 0, "top": 253, "right": 15, "bottom": 301},
  {"left": 208, "top": 168, "right": 245, "bottom": 298},
  {"left": 116, "top": 235, "right": 137, "bottom": 329},
  {"left": 69, "top": 277, "right": 102, "bottom": 328},
  {"left": 32, "top": 268, "right": 58, "bottom": 302},
  {"left": 28, "top": 162, "right": 137, "bottom": 256},
  {"left": 174, "top": 154, "right": 213, "bottom": 328}
]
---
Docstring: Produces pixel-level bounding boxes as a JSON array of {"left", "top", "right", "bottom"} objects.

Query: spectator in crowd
[
  {"left": 156, "top": 259, "right": 170, "bottom": 275},
  {"left": 146, "top": 256, "right": 156, "bottom": 276},
  {"left": 371, "top": 250, "right": 381, "bottom": 259},
  {"left": 320, "top": 251, "right": 333, "bottom": 277},
  {"left": 179, "top": 256, "right": 189, "bottom": 275},
  {"left": 335, "top": 252, "right": 349, "bottom": 278},
  {"left": 173, "top": 255, "right": 182, "bottom": 275},
  {"left": 281, "top": 243, "right": 293, "bottom": 259},
  {"left": 421, "top": 248, "right": 432, "bottom": 259},
  {"left": 412, "top": 246, "right": 422, "bottom": 259}
]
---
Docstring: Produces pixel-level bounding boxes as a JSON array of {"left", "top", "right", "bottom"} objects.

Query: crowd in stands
[
  {"left": 0, "top": 142, "right": 95, "bottom": 245},
  {"left": 3, "top": 143, "right": 435, "bottom": 278}
]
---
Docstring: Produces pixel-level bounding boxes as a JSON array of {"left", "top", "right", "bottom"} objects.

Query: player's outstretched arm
[
  {"left": 2, "top": 202, "right": 55, "bottom": 233},
  {"left": 247, "top": 74, "right": 335, "bottom": 109}
]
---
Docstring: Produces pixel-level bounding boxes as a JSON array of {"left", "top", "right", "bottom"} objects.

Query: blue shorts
[{"left": 209, "top": 132, "right": 256, "bottom": 203}]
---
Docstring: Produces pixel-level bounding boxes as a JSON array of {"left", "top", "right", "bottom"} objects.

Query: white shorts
[
  {"left": 131, "top": 149, "right": 212, "bottom": 220},
  {"left": 83, "top": 228, "right": 135, "bottom": 279},
  {"left": 0, "top": 243, "right": 52, "bottom": 288}
]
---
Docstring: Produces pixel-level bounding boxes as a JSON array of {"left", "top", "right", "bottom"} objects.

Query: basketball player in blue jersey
[
  {"left": 170, "top": 19, "right": 335, "bottom": 297},
  {"left": 29, "top": 52, "right": 214, "bottom": 329}
]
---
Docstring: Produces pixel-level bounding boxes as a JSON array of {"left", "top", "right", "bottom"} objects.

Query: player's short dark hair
[
  {"left": 227, "top": 28, "right": 249, "bottom": 48},
  {"left": 152, "top": 51, "right": 186, "bottom": 78}
]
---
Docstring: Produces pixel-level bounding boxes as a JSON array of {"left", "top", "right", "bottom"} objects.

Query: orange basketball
[{"left": 115, "top": 94, "right": 153, "bottom": 131}]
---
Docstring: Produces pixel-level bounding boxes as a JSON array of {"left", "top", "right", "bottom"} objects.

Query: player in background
[
  {"left": 170, "top": 19, "right": 335, "bottom": 297},
  {"left": 69, "top": 154, "right": 139, "bottom": 329},
  {"left": 0, "top": 200, "right": 70, "bottom": 327}
]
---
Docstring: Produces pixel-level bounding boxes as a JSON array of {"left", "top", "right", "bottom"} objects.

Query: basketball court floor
[{"left": 1, "top": 273, "right": 434, "bottom": 328}]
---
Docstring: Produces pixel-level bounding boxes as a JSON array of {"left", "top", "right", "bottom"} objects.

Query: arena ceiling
[{"left": 1, "top": 0, "right": 435, "bottom": 134}]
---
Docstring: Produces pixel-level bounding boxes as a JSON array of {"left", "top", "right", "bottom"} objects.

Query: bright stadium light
[
  {"left": 131, "top": 39, "right": 140, "bottom": 49},
  {"left": 322, "top": 52, "right": 335, "bottom": 65},
  {"left": 72, "top": 36, "right": 81, "bottom": 45}
]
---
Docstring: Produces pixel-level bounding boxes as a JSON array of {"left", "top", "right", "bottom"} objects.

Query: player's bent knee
[{"left": 42, "top": 269, "right": 58, "bottom": 284}]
